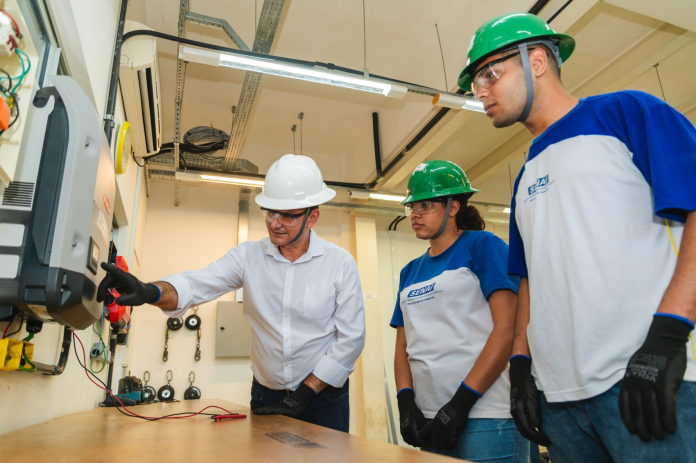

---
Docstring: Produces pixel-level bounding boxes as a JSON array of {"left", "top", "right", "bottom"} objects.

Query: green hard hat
[
  {"left": 402, "top": 160, "right": 479, "bottom": 204},
  {"left": 458, "top": 13, "right": 576, "bottom": 91}
]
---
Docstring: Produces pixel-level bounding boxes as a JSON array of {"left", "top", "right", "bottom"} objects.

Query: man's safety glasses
[
  {"left": 261, "top": 208, "right": 308, "bottom": 227},
  {"left": 404, "top": 200, "right": 445, "bottom": 216},
  {"left": 470, "top": 51, "right": 521, "bottom": 95}
]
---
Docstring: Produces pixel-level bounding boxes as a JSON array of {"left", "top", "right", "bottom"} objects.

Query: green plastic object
[
  {"left": 402, "top": 160, "right": 479, "bottom": 204},
  {"left": 458, "top": 12, "right": 575, "bottom": 90}
]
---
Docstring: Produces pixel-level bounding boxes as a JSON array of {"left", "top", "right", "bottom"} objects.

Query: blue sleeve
[
  {"left": 390, "top": 268, "right": 405, "bottom": 328},
  {"left": 508, "top": 169, "right": 528, "bottom": 278},
  {"left": 623, "top": 92, "right": 696, "bottom": 222},
  {"left": 390, "top": 292, "right": 403, "bottom": 328},
  {"left": 471, "top": 232, "right": 521, "bottom": 299}
]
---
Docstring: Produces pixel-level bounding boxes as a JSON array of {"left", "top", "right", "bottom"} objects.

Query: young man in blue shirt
[{"left": 457, "top": 12, "right": 696, "bottom": 462}]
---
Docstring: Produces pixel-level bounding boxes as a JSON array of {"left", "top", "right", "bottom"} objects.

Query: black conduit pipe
[
  {"left": 31, "top": 326, "right": 72, "bottom": 376},
  {"left": 372, "top": 112, "right": 383, "bottom": 179},
  {"left": 104, "top": 0, "right": 129, "bottom": 144}
]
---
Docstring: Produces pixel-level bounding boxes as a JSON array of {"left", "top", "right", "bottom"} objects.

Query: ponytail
[{"left": 452, "top": 194, "right": 485, "bottom": 231}]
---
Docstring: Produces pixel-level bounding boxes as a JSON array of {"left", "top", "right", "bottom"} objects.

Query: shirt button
[
  {"left": 284, "top": 362, "right": 289, "bottom": 366},
  {"left": 284, "top": 314, "right": 288, "bottom": 318}
]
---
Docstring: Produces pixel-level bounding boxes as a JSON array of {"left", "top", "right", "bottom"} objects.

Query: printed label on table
[{"left": 266, "top": 432, "right": 324, "bottom": 448}]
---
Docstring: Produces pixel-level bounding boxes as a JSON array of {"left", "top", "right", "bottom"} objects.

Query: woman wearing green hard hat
[{"left": 390, "top": 160, "right": 528, "bottom": 461}]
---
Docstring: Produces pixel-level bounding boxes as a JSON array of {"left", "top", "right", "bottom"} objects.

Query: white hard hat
[{"left": 255, "top": 154, "right": 336, "bottom": 210}]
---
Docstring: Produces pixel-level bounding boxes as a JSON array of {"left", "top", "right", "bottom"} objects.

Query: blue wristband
[
  {"left": 397, "top": 387, "right": 414, "bottom": 397},
  {"left": 654, "top": 313, "right": 695, "bottom": 329},
  {"left": 150, "top": 284, "right": 161, "bottom": 303},
  {"left": 461, "top": 382, "right": 483, "bottom": 397},
  {"left": 510, "top": 354, "right": 532, "bottom": 362}
]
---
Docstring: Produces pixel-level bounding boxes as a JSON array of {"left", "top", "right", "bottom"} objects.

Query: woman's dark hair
[{"left": 451, "top": 193, "right": 485, "bottom": 231}]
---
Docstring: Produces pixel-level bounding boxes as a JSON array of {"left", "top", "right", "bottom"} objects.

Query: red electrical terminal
[
  {"left": 108, "top": 256, "right": 132, "bottom": 324},
  {"left": 0, "top": 96, "right": 10, "bottom": 130}
]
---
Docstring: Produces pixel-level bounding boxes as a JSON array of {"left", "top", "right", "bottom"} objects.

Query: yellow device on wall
[{"left": 116, "top": 121, "right": 132, "bottom": 175}]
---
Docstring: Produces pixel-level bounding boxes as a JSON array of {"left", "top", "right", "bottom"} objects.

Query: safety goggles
[
  {"left": 260, "top": 208, "right": 309, "bottom": 227},
  {"left": 470, "top": 51, "right": 521, "bottom": 95},
  {"left": 404, "top": 200, "right": 446, "bottom": 216}
]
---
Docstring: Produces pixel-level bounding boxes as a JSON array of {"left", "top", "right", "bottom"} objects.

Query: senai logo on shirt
[
  {"left": 525, "top": 175, "right": 554, "bottom": 203},
  {"left": 408, "top": 283, "right": 436, "bottom": 298}
]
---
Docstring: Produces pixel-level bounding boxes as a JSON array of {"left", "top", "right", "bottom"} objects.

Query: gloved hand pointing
[
  {"left": 97, "top": 262, "right": 161, "bottom": 306},
  {"left": 619, "top": 314, "right": 693, "bottom": 442}
]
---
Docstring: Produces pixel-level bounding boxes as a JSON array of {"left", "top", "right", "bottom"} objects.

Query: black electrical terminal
[{"left": 25, "top": 318, "right": 43, "bottom": 334}]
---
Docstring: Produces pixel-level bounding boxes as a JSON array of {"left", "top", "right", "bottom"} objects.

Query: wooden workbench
[{"left": 0, "top": 399, "right": 459, "bottom": 462}]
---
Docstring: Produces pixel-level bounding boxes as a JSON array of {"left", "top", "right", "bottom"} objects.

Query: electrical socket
[{"left": 90, "top": 342, "right": 104, "bottom": 359}]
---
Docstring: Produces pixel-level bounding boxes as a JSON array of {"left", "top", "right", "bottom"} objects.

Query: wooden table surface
[{"left": 0, "top": 399, "right": 460, "bottom": 462}]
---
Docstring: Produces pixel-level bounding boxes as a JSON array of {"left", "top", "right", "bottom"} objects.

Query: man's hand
[
  {"left": 396, "top": 389, "right": 431, "bottom": 448},
  {"left": 97, "top": 262, "right": 161, "bottom": 306},
  {"left": 253, "top": 383, "right": 317, "bottom": 418},
  {"left": 509, "top": 355, "right": 551, "bottom": 446},
  {"left": 619, "top": 315, "right": 693, "bottom": 442},
  {"left": 419, "top": 383, "right": 480, "bottom": 451}
]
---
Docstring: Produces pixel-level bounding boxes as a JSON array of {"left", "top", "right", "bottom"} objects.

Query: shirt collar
[{"left": 264, "top": 229, "right": 325, "bottom": 263}]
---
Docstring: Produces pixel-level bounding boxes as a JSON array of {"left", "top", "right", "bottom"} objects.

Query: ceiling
[{"left": 127, "top": 0, "right": 696, "bottom": 225}]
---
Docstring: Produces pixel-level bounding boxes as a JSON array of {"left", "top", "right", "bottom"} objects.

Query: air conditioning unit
[{"left": 119, "top": 20, "right": 162, "bottom": 157}]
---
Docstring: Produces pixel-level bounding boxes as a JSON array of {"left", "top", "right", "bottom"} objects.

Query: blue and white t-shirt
[
  {"left": 509, "top": 91, "right": 696, "bottom": 403},
  {"left": 391, "top": 231, "right": 520, "bottom": 419}
]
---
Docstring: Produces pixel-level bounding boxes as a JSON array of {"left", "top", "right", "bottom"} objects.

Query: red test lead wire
[{"left": 73, "top": 331, "right": 245, "bottom": 421}]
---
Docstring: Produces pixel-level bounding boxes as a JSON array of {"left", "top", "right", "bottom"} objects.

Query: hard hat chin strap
[
  {"left": 518, "top": 42, "right": 534, "bottom": 122},
  {"left": 286, "top": 208, "right": 311, "bottom": 245},
  {"left": 432, "top": 197, "right": 453, "bottom": 240},
  {"left": 517, "top": 40, "right": 562, "bottom": 123}
]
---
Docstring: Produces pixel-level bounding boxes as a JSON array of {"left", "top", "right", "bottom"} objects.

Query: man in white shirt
[{"left": 97, "top": 154, "right": 366, "bottom": 432}]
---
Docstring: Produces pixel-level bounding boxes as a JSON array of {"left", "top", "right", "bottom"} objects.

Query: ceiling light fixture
[
  {"left": 368, "top": 193, "right": 406, "bottom": 202},
  {"left": 199, "top": 174, "right": 265, "bottom": 187},
  {"left": 179, "top": 46, "right": 408, "bottom": 99},
  {"left": 432, "top": 93, "right": 485, "bottom": 112}
]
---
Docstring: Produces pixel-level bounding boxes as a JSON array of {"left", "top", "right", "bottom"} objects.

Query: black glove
[
  {"left": 96, "top": 262, "right": 161, "bottom": 306},
  {"left": 419, "top": 383, "right": 480, "bottom": 451},
  {"left": 253, "top": 383, "right": 316, "bottom": 418},
  {"left": 510, "top": 355, "right": 551, "bottom": 447},
  {"left": 396, "top": 389, "right": 431, "bottom": 448},
  {"left": 619, "top": 315, "right": 693, "bottom": 442}
]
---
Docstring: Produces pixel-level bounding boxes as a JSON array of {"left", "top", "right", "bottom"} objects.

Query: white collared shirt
[{"left": 160, "top": 230, "right": 366, "bottom": 390}]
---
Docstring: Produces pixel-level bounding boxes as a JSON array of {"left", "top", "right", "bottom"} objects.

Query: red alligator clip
[{"left": 211, "top": 413, "right": 247, "bottom": 421}]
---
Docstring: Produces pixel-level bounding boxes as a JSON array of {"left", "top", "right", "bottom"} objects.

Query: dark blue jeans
[
  {"left": 422, "top": 418, "right": 530, "bottom": 462},
  {"left": 250, "top": 378, "right": 350, "bottom": 432},
  {"left": 540, "top": 380, "right": 696, "bottom": 462}
]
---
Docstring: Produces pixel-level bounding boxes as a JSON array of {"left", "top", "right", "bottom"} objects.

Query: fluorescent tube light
[
  {"left": 199, "top": 174, "right": 265, "bottom": 187},
  {"left": 503, "top": 208, "right": 511, "bottom": 213},
  {"left": 369, "top": 193, "right": 406, "bottom": 202},
  {"left": 180, "top": 46, "right": 408, "bottom": 99},
  {"left": 349, "top": 190, "right": 371, "bottom": 200},
  {"left": 432, "top": 93, "right": 485, "bottom": 113}
]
